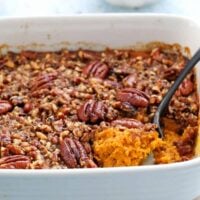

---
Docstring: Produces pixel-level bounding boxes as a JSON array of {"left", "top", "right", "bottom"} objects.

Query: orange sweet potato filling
[
  {"left": 93, "top": 127, "right": 183, "bottom": 167},
  {"left": 93, "top": 117, "right": 198, "bottom": 167}
]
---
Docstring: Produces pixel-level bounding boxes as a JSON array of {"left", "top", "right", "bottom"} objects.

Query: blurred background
[{"left": 0, "top": 0, "right": 199, "bottom": 20}]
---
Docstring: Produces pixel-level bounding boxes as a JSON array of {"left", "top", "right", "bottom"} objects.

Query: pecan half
[
  {"left": 83, "top": 61, "right": 109, "bottom": 79},
  {"left": 111, "top": 118, "right": 143, "bottom": 128},
  {"left": 77, "top": 100, "right": 107, "bottom": 123},
  {"left": 30, "top": 72, "right": 57, "bottom": 96},
  {"left": 0, "top": 100, "right": 13, "bottom": 115},
  {"left": 60, "top": 138, "right": 97, "bottom": 168},
  {"left": 116, "top": 88, "right": 149, "bottom": 107},
  {"left": 0, "top": 155, "right": 30, "bottom": 169},
  {"left": 60, "top": 138, "right": 77, "bottom": 168}
]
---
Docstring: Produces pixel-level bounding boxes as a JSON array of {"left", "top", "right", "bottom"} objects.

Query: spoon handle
[{"left": 154, "top": 48, "right": 200, "bottom": 138}]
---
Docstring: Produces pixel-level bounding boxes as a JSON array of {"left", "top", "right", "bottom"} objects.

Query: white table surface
[{"left": 0, "top": 0, "right": 199, "bottom": 21}]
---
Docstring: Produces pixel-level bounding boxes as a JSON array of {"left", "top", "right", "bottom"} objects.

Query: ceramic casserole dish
[{"left": 0, "top": 14, "right": 200, "bottom": 200}]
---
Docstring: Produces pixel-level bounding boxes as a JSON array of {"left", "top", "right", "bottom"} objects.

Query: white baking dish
[{"left": 0, "top": 14, "right": 200, "bottom": 200}]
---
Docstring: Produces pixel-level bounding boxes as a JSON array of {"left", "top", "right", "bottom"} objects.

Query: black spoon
[{"left": 153, "top": 48, "right": 200, "bottom": 138}]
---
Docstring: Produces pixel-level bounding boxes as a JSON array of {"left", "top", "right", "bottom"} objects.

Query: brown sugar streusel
[{"left": 0, "top": 44, "right": 199, "bottom": 169}]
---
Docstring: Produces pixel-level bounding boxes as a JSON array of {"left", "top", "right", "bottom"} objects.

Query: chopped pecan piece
[
  {"left": 112, "top": 65, "right": 135, "bottom": 75},
  {"left": 116, "top": 88, "right": 149, "bottom": 107},
  {"left": 6, "top": 144, "right": 24, "bottom": 155},
  {"left": 23, "top": 102, "right": 33, "bottom": 113},
  {"left": 113, "top": 101, "right": 136, "bottom": 117},
  {"left": 0, "top": 128, "right": 11, "bottom": 145},
  {"left": 151, "top": 48, "right": 174, "bottom": 65},
  {"left": 78, "top": 50, "right": 100, "bottom": 61},
  {"left": 162, "top": 60, "right": 186, "bottom": 81},
  {"left": 0, "top": 100, "right": 13, "bottom": 115},
  {"left": 104, "top": 80, "right": 122, "bottom": 89},
  {"left": 122, "top": 74, "right": 137, "bottom": 87},
  {"left": 20, "top": 51, "right": 38, "bottom": 60},
  {"left": 77, "top": 99, "right": 107, "bottom": 123},
  {"left": 162, "top": 67, "right": 179, "bottom": 81},
  {"left": 60, "top": 138, "right": 97, "bottom": 168},
  {"left": 0, "top": 155, "right": 30, "bottom": 169},
  {"left": 179, "top": 79, "right": 194, "bottom": 96},
  {"left": 83, "top": 61, "right": 109, "bottom": 79},
  {"left": 0, "top": 58, "right": 6, "bottom": 68},
  {"left": 111, "top": 118, "right": 143, "bottom": 128}
]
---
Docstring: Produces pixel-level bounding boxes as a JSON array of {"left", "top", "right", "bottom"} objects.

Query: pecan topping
[
  {"left": 30, "top": 72, "right": 57, "bottom": 96},
  {"left": 0, "top": 155, "right": 30, "bottom": 169},
  {"left": 179, "top": 79, "right": 194, "bottom": 96},
  {"left": 60, "top": 138, "right": 97, "bottom": 168},
  {"left": 83, "top": 61, "right": 109, "bottom": 79},
  {"left": 116, "top": 88, "right": 149, "bottom": 107},
  {"left": 77, "top": 100, "right": 107, "bottom": 123},
  {"left": 174, "top": 127, "right": 197, "bottom": 158},
  {"left": 111, "top": 118, "right": 143, "bottom": 128},
  {"left": 0, "top": 47, "right": 197, "bottom": 168},
  {"left": 131, "top": 51, "right": 150, "bottom": 58},
  {"left": 175, "top": 141, "right": 193, "bottom": 157},
  {"left": 0, "top": 100, "right": 13, "bottom": 115},
  {"left": 21, "top": 51, "right": 38, "bottom": 60}
]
